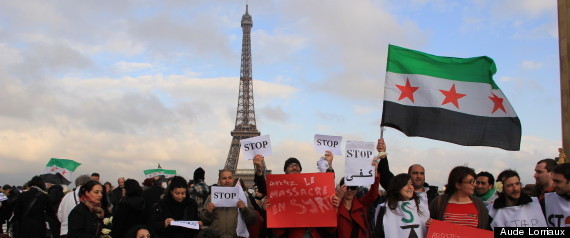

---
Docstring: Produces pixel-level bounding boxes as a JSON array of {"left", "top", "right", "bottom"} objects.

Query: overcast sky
[{"left": 0, "top": 0, "right": 561, "bottom": 188}]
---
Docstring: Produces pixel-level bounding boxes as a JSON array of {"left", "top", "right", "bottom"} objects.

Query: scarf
[
  {"left": 80, "top": 194, "right": 105, "bottom": 219},
  {"left": 476, "top": 187, "right": 495, "bottom": 201}
]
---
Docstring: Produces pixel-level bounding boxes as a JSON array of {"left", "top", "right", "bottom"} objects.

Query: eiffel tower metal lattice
[{"left": 224, "top": 5, "right": 266, "bottom": 178}]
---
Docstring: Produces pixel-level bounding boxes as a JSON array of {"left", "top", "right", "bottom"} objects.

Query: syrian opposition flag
[
  {"left": 41, "top": 158, "right": 81, "bottom": 185},
  {"left": 163, "top": 170, "right": 177, "bottom": 178},
  {"left": 381, "top": 45, "right": 521, "bottom": 151},
  {"left": 144, "top": 169, "right": 165, "bottom": 178}
]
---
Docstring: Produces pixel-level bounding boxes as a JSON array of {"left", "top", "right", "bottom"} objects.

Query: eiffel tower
[{"left": 225, "top": 4, "right": 269, "bottom": 188}]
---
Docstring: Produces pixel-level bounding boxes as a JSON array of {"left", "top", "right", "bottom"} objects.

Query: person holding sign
[
  {"left": 336, "top": 158, "right": 380, "bottom": 238},
  {"left": 487, "top": 169, "right": 546, "bottom": 229},
  {"left": 253, "top": 152, "right": 335, "bottom": 195},
  {"left": 200, "top": 169, "right": 257, "bottom": 238},
  {"left": 428, "top": 166, "right": 491, "bottom": 230},
  {"left": 149, "top": 176, "right": 201, "bottom": 238},
  {"left": 545, "top": 163, "right": 570, "bottom": 227},
  {"left": 253, "top": 152, "right": 339, "bottom": 238},
  {"left": 373, "top": 173, "right": 430, "bottom": 238},
  {"left": 376, "top": 139, "right": 439, "bottom": 206}
]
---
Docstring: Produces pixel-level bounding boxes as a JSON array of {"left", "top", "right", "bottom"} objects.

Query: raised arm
[{"left": 376, "top": 139, "right": 394, "bottom": 190}]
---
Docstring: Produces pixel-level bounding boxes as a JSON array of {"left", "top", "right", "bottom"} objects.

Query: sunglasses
[{"left": 347, "top": 186, "right": 358, "bottom": 190}]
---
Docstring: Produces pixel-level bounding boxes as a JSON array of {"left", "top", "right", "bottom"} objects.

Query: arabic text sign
[
  {"left": 266, "top": 173, "right": 337, "bottom": 228},
  {"left": 344, "top": 141, "right": 375, "bottom": 186},
  {"left": 240, "top": 135, "right": 272, "bottom": 160},
  {"left": 426, "top": 220, "right": 493, "bottom": 238},
  {"left": 211, "top": 187, "right": 240, "bottom": 207},
  {"left": 170, "top": 221, "right": 200, "bottom": 230},
  {"left": 314, "top": 134, "right": 343, "bottom": 155}
]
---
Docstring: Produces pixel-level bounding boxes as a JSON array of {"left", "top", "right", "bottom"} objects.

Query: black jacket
[
  {"left": 68, "top": 202, "right": 103, "bottom": 238},
  {"left": 112, "top": 196, "right": 146, "bottom": 238},
  {"left": 150, "top": 195, "right": 199, "bottom": 238},
  {"left": 110, "top": 187, "right": 124, "bottom": 214},
  {"left": 377, "top": 157, "right": 439, "bottom": 205},
  {"left": 13, "top": 187, "right": 56, "bottom": 238},
  {"left": 0, "top": 190, "right": 19, "bottom": 221},
  {"left": 142, "top": 185, "right": 164, "bottom": 220}
]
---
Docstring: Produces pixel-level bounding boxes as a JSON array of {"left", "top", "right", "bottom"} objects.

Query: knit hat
[
  {"left": 283, "top": 157, "right": 302, "bottom": 172},
  {"left": 194, "top": 167, "right": 205, "bottom": 181}
]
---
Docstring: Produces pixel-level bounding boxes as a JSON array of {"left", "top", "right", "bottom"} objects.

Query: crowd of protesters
[{"left": 0, "top": 139, "right": 569, "bottom": 238}]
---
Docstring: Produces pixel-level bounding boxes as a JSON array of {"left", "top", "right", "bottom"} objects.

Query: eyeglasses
[
  {"left": 347, "top": 186, "right": 358, "bottom": 190},
  {"left": 463, "top": 180, "right": 476, "bottom": 185},
  {"left": 287, "top": 163, "right": 300, "bottom": 168}
]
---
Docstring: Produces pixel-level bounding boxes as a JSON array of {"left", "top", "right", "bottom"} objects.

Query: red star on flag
[
  {"left": 440, "top": 84, "right": 467, "bottom": 109},
  {"left": 51, "top": 167, "right": 59, "bottom": 172},
  {"left": 396, "top": 78, "right": 420, "bottom": 103},
  {"left": 61, "top": 170, "right": 67, "bottom": 175},
  {"left": 489, "top": 92, "right": 506, "bottom": 113}
]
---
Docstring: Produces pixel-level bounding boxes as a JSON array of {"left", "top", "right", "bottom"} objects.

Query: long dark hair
[
  {"left": 78, "top": 180, "right": 102, "bottom": 197},
  {"left": 124, "top": 179, "right": 142, "bottom": 197},
  {"left": 164, "top": 176, "right": 188, "bottom": 199},
  {"left": 445, "top": 166, "right": 476, "bottom": 195},
  {"left": 386, "top": 173, "right": 423, "bottom": 215},
  {"left": 125, "top": 225, "right": 153, "bottom": 238},
  {"left": 78, "top": 180, "right": 109, "bottom": 210}
]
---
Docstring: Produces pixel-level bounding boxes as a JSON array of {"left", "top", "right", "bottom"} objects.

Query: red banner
[
  {"left": 266, "top": 173, "right": 337, "bottom": 228},
  {"left": 426, "top": 220, "right": 493, "bottom": 238}
]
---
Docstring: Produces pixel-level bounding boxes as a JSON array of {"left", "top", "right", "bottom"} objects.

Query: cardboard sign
[
  {"left": 211, "top": 187, "right": 240, "bottom": 207},
  {"left": 240, "top": 135, "right": 272, "bottom": 160},
  {"left": 314, "top": 134, "right": 343, "bottom": 155},
  {"left": 344, "top": 141, "right": 375, "bottom": 186},
  {"left": 170, "top": 221, "right": 200, "bottom": 230},
  {"left": 266, "top": 173, "right": 337, "bottom": 228},
  {"left": 426, "top": 220, "right": 493, "bottom": 238}
]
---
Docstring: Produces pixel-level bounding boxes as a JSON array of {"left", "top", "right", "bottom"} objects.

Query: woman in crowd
[
  {"left": 149, "top": 176, "right": 201, "bottom": 238},
  {"left": 13, "top": 176, "right": 57, "bottom": 238},
  {"left": 112, "top": 179, "right": 146, "bottom": 238},
  {"left": 337, "top": 161, "right": 380, "bottom": 238},
  {"left": 125, "top": 225, "right": 152, "bottom": 238},
  {"left": 68, "top": 180, "right": 107, "bottom": 237},
  {"left": 428, "top": 166, "right": 490, "bottom": 229},
  {"left": 373, "top": 173, "right": 429, "bottom": 238}
]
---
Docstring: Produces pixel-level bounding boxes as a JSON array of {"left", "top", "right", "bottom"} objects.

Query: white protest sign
[
  {"left": 240, "top": 135, "right": 272, "bottom": 160},
  {"left": 344, "top": 141, "right": 375, "bottom": 186},
  {"left": 211, "top": 186, "right": 240, "bottom": 207},
  {"left": 170, "top": 221, "right": 200, "bottom": 230},
  {"left": 317, "top": 157, "right": 329, "bottom": 173},
  {"left": 314, "top": 134, "right": 343, "bottom": 155}
]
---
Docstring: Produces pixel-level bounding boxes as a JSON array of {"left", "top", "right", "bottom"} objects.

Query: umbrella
[{"left": 40, "top": 173, "right": 71, "bottom": 185}]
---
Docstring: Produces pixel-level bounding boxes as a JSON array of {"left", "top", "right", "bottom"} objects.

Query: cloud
[
  {"left": 259, "top": 105, "right": 290, "bottom": 123},
  {"left": 0, "top": 71, "right": 298, "bottom": 185},
  {"left": 253, "top": 30, "right": 307, "bottom": 64},
  {"left": 113, "top": 61, "right": 154, "bottom": 73},
  {"left": 271, "top": 0, "right": 426, "bottom": 102},
  {"left": 353, "top": 105, "right": 375, "bottom": 115},
  {"left": 521, "top": 60, "right": 543, "bottom": 70},
  {"left": 491, "top": 0, "right": 556, "bottom": 19}
]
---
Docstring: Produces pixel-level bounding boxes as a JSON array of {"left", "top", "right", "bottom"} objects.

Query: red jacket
[{"left": 337, "top": 176, "right": 380, "bottom": 238}]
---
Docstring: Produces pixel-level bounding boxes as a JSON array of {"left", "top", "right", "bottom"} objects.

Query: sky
[{"left": 0, "top": 0, "right": 562, "bottom": 189}]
